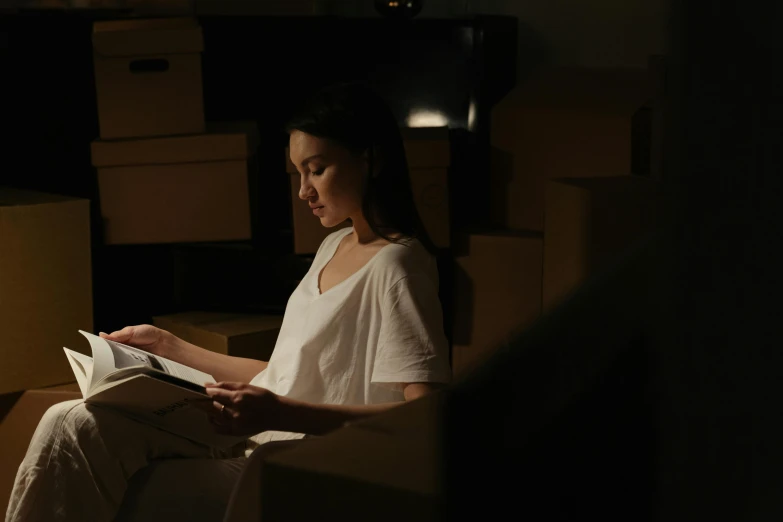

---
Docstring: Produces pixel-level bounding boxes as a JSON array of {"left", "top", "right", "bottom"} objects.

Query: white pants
[{"left": 5, "top": 400, "right": 248, "bottom": 522}]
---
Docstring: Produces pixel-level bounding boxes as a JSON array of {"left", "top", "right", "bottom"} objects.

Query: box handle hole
[{"left": 129, "top": 59, "right": 170, "bottom": 74}]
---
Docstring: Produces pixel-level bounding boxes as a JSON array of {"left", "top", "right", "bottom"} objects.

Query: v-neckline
[{"left": 314, "top": 228, "right": 391, "bottom": 298}]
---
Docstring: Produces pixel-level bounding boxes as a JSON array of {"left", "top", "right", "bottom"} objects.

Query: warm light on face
[{"left": 406, "top": 109, "right": 449, "bottom": 128}]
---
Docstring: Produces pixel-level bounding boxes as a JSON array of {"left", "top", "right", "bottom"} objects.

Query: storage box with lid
[
  {"left": 92, "top": 17, "right": 205, "bottom": 140},
  {"left": 91, "top": 122, "right": 259, "bottom": 244}
]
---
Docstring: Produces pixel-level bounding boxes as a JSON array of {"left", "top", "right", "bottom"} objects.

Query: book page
[
  {"left": 63, "top": 348, "right": 91, "bottom": 398},
  {"left": 78, "top": 331, "right": 215, "bottom": 389},
  {"left": 79, "top": 330, "right": 122, "bottom": 392}
]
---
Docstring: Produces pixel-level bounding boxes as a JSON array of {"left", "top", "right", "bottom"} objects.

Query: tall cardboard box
[
  {"left": 152, "top": 312, "right": 283, "bottom": 361},
  {"left": 452, "top": 232, "right": 543, "bottom": 378},
  {"left": 92, "top": 18, "right": 205, "bottom": 140},
  {"left": 285, "top": 126, "right": 450, "bottom": 254},
  {"left": 542, "top": 176, "right": 658, "bottom": 312},
  {"left": 0, "top": 188, "right": 93, "bottom": 394},
  {"left": 491, "top": 67, "right": 652, "bottom": 232},
  {"left": 91, "top": 122, "right": 258, "bottom": 244}
]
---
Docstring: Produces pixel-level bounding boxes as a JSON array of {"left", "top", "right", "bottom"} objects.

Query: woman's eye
[{"left": 312, "top": 167, "right": 325, "bottom": 176}]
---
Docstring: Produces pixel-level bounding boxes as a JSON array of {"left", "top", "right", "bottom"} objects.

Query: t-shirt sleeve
[{"left": 371, "top": 274, "right": 452, "bottom": 390}]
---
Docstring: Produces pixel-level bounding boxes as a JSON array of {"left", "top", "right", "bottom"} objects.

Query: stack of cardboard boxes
[
  {"left": 90, "top": 18, "right": 257, "bottom": 245},
  {"left": 452, "top": 65, "right": 660, "bottom": 378},
  {"left": 88, "top": 17, "right": 283, "bottom": 361},
  {"left": 0, "top": 19, "right": 284, "bottom": 513}
]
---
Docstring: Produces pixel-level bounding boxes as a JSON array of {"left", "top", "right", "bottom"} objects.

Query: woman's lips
[{"left": 312, "top": 206, "right": 324, "bottom": 216}]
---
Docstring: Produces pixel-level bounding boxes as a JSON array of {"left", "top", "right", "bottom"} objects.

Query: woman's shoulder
[{"left": 371, "top": 236, "right": 437, "bottom": 287}]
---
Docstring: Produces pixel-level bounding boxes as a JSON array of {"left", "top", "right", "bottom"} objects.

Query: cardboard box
[
  {"left": 0, "top": 390, "right": 82, "bottom": 515},
  {"left": 261, "top": 391, "right": 445, "bottom": 521},
  {"left": 91, "top": 122, "right": 258, "bottom": 244},
  {"left": 451, "top": 232, "right": 543, "bottom": 378},
  {"left": 403, "top": 127, "right": 451, "bottom": 249},
  {"left": 285, "top": 127, "right": 450, "bottom": 253},
  {"left": 543, "top": 176, "right": 658, "bottom": 312},
  {"left": 491, "top": 67, "right": 652, "bottom": 231},
  {"left": 92, "top": 18, "right": 205, "bottom": 140},
  {"left": 401, "top": 126, "right": 451, "bottom": 169},
  {"left": 0, "top": 188, "right": 93, "bottom": 395},
  {"left": 152, "top": 311, "right": 283, "bottom": 361}
]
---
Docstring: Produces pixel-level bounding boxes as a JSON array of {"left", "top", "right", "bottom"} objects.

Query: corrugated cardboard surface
[
  {"left": 543, "top": 176, "right": 658, "bottom": 312},
  {"left": 0, "top": 188, "right": 93, "bottom": 395},
  {"left": 91, "top": 121, "right": 260, "bottom": 167},
  {"left": 0, "top": 390, "right": 82, "bottom": 515},
  {"left": 262, "top": 392, "right": 444, "bottom": 521},
  {"left": 93, "top": 18, "right": 204, "bottom": 140},
  {"left": 491, "top": 67, "right": 652, "bottom": 232},
  {"left": 452, "top": 232, "right": 543, "bottom": 378},
  {"left": 153, "top": 312, "right": 283, "bottom": 361},
  {"left": 98, "top": 160, "right": 251, "bottom": 244},
  {"left": 401, "top": 126, "right": 450, "bottom": 168},
  {"left": 94, "top": 52, "right": 204, "bottom": 140}
]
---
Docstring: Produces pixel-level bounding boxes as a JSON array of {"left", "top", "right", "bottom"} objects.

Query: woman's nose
[{"left": 298, "top": 176, "right": 316, "bottom": 201}]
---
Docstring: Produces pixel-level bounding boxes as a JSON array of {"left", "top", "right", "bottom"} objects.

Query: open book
[{"left": 64, "top": 330, "right": 246, "bottom": 449}]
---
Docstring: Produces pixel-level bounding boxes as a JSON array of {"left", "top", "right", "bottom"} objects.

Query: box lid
[
  {"left": 91, "top": 121, "right": 260, "bottom": 167},
  {"left": 92, "top": 17, "right": 203, "bottom": 57},
  {"left": 0, "top": 187, "right": 83, "bottom": 209}
]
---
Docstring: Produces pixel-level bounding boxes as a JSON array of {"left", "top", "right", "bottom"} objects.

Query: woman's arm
[
  {"left": 203, "top": 382, "right": 443, "bottom": 436},
  {"left": 164, "top": 335, "right": 268, "bottom": 384},
  {"left": 275, "top": 382, "right": 441, "bottom": 435}
]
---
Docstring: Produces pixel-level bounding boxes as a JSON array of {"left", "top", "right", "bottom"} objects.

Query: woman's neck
[{"left": 349, "top": 215, "right": 379, "bottom": 244}]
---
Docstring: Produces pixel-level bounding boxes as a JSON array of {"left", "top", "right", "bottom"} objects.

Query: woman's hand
[
  {"left": 99, "top": 324, "right": 175, "bottom": 359},
  {"left": 200, "top": 382, "right": 282, "bottom": 436}
]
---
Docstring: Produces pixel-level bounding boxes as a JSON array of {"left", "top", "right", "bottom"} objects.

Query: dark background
[{"left": 0, "top": 10, "right": 516, "bottom": 335}]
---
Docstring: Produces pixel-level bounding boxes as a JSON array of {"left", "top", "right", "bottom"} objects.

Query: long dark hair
[{"left": 285, "top": 83, "right": 437, "bottom": 254}]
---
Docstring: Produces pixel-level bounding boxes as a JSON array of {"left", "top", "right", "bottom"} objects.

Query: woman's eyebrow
[{"left": 300, "top": 154, "right": 324, "bottom": 167}]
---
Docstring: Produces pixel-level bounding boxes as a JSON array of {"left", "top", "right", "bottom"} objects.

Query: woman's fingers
[
  {"left": 204, "top": 386, "right": 235, "bottom": 403},
  {"left": 205, "top": 381, "right": 244, "bottom": 391},
  {"left": 98, "top": 327, "right": 132, "bottom": 342}
]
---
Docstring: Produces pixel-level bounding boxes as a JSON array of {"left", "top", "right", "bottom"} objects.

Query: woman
[{"left": 6, "top": 83, "right": 452, "bottom": 522}]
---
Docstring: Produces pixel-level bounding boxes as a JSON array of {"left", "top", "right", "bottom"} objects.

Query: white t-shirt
[{"left": 248, "top": 227, "right": 452, "bottom": 444}]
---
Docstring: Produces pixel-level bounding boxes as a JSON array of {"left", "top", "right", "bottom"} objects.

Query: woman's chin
[{"left": 319, "top": 217, "right": 341, "bottom": 228}]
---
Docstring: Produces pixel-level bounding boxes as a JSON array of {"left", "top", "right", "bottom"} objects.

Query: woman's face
[{"left": 289, "top": 130, "right": 366, "bottom": 228}]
